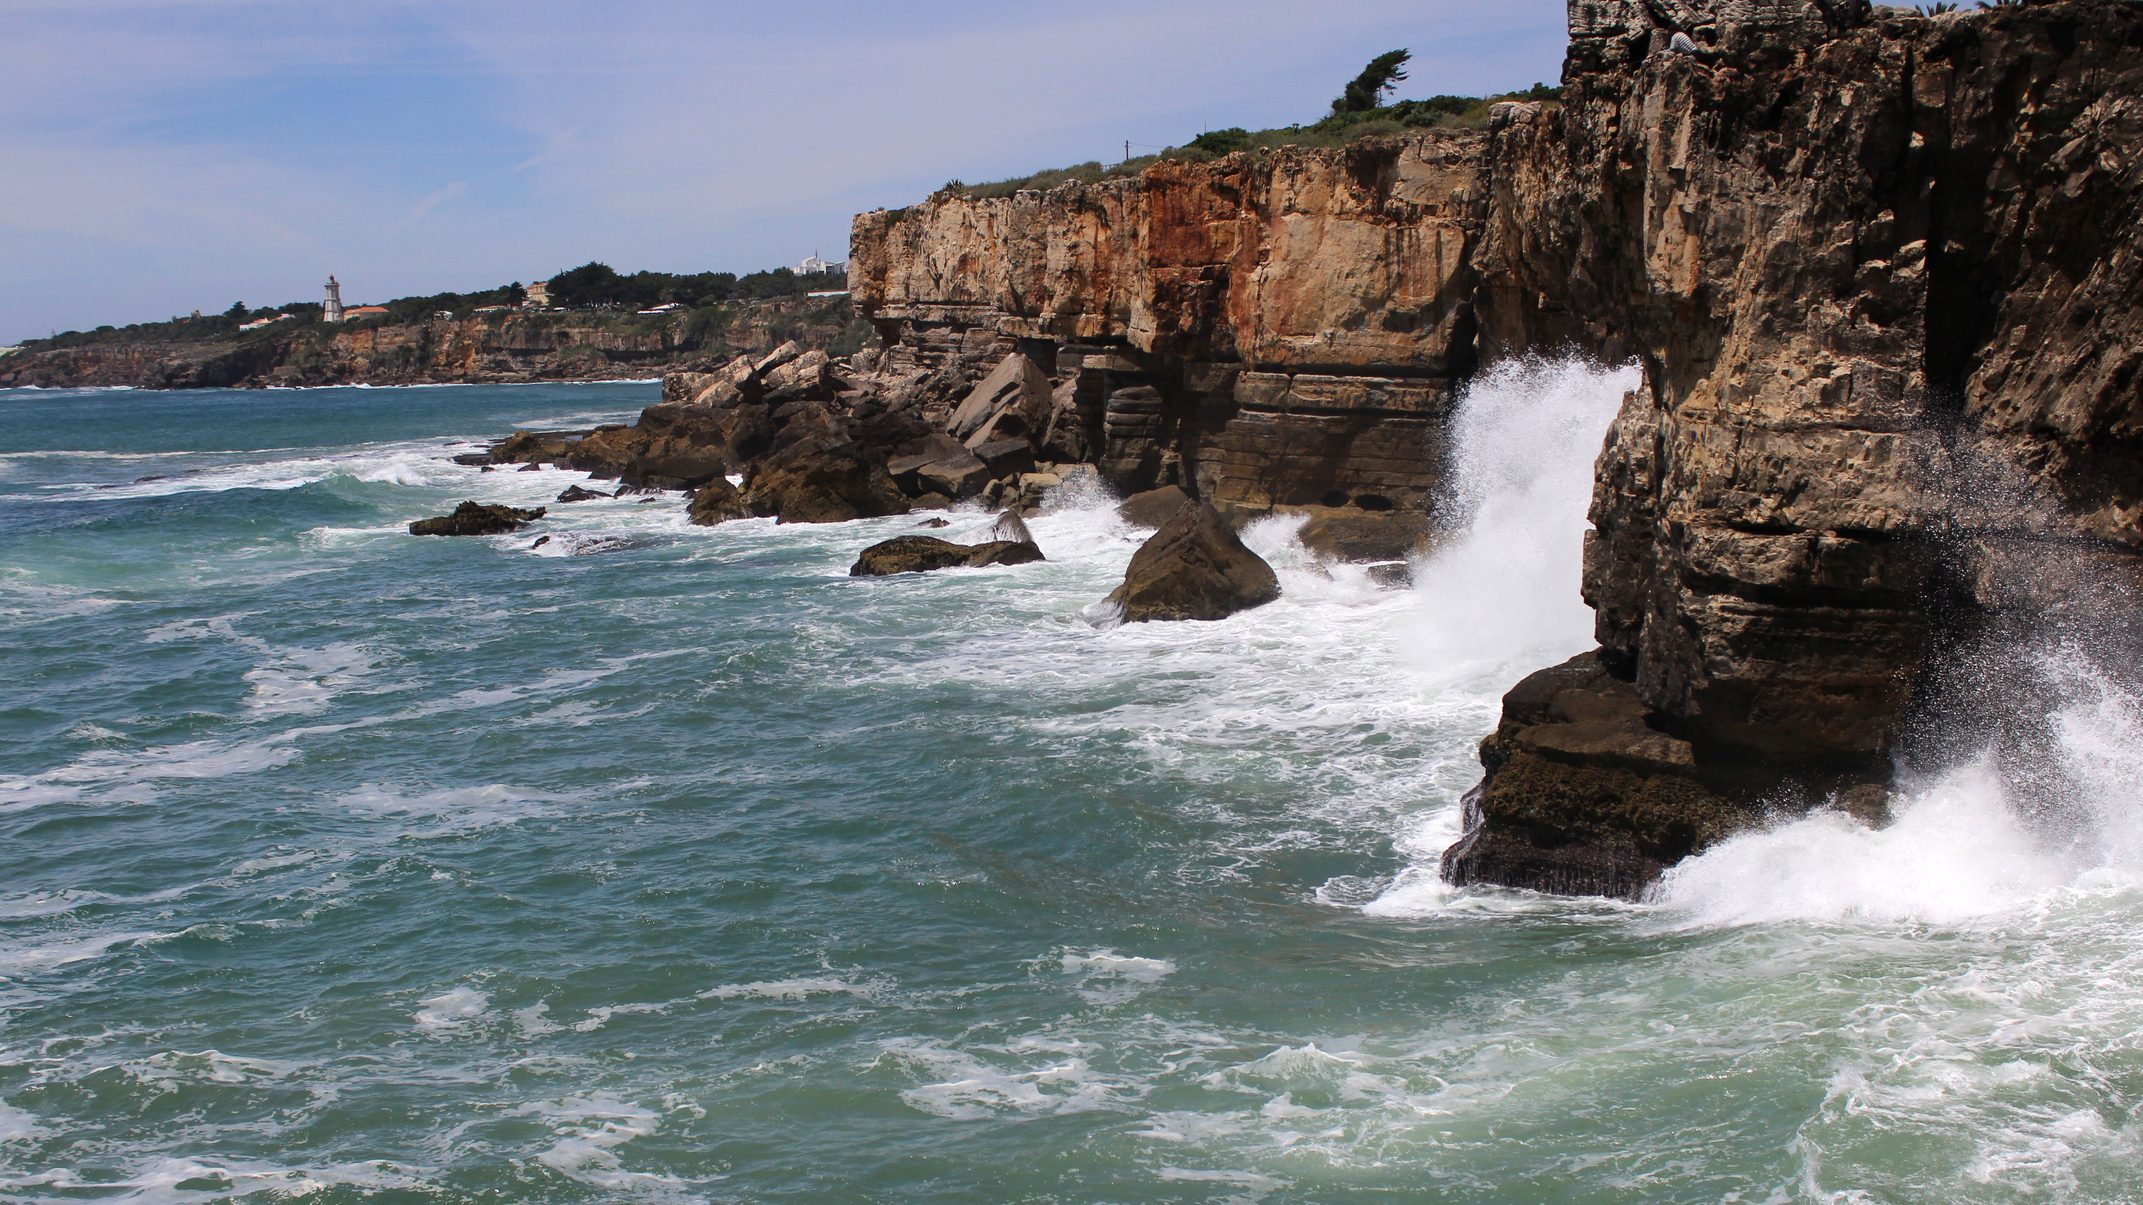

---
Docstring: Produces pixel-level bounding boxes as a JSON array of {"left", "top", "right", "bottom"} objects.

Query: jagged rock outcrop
[
  {"left": 847, "top": 0, "right": 2143, "bottom": 895},
  {"left": 1105, "top": 501, "right": 1281, "bottom": 622},
  {"left": 409, "top": 501, "right": 546, "bottom": 536},
  {"left": 1459, "top": 0, "right": 2143, "bottom": 894},
  {"left": 686, "top": 478, "right": 749, "bottom": 526},
  {"left": 849, "top": 535, "right": 1045, "bottom": 576}
]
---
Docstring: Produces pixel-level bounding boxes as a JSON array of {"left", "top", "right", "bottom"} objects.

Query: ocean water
[{"left": 1, "top": 369, "right": 2139, "bottom": 1203}]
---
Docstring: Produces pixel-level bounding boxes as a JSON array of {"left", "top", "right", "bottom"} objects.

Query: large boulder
[
  {"left": 761, "top": 348, "right": 831, "bottom": 404},
  {"left": 555, "top": 484, "right": 608, "bottom": 503},
  {"left": 969, "top": 437, "right": 1036, "bottom": 481},
  {"left": 745, "top": 431, "right": 909, "bottom": 524},
  {"left": 1294, "top": 506, "right": 1430, "bottom": 562},
  {"left": 947, "top": 353, "right": 1051, "bottom": 447},
  {"left": 849, "top": 535, "right": 1045, "bottom": 577},
  {"left": 1104, "top": 501, "right": 1279, "bottom": 621},
  {"left": 687, "top": 478, "right": 749, "bottom": 526},
  {"left": 886, "top": 434, "right": 990, "bottom": 499},
  {"left": 409, "top": 501, "right": 546, "bottom": 536}
]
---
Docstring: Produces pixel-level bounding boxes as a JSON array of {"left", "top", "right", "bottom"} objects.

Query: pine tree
[{"left": 1332, "top": 49, "right": 1411, "bottom": 115}]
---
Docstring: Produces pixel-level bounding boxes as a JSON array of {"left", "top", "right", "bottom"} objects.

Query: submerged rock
[
  {"left": 409, "top": 501, "right": 546, "bottom": 536},
  {"left": 1104, "top": 501, "right": 1278, "bottom": 622},
  {"left": 849, "top": 535, "right": 1045, "bottom": 577}
]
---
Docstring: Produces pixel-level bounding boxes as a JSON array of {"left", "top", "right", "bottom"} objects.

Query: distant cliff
[
  {"left": 848, "top": 0, "right": 2143, "bottom": 895},
  {"left": 0, "top": 296, "right": 870, "bottom": 390}
]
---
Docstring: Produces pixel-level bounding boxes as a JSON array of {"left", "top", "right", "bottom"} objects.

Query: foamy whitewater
[{"left": 1, "top": 371, "right": 2138, "bottom": 1201}]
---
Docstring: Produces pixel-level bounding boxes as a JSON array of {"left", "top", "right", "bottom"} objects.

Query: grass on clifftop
[{"left": 937, "top": 80, "right": 1558, "bottom": 202}]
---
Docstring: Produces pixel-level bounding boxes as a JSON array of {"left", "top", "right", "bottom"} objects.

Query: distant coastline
[
  {"left": 0, "top": 261, "right": 861, "bottom": 392},
  {"left": 0, "top": 295, "right": 868, "bottom": 392}
]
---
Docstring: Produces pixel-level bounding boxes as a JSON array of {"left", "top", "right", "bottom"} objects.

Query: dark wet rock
[
  {"left": 517, "top": 463, "right": 542, "bottom": 472},
  {"left": 451, "top": 452, "right": 492, "bottom": 467},
  {"left": 989, "top": 510, "right": 1036, "bottom": 545},
  {"left": 916, "top": 517, "right": 952, "bottom": 529},
  {"left": 1104, "top": 501, "right": 1279, "bottom": 622},
  {"left": 555, "top": 485, "right": 608, "bottom": 503},
  {"left": 1439, "top": 653, "right": 1727, "bottom": 900},
  {"left": 1117, "top": 485, "right": 1193, "bottom": 529},
  {"left": 409, "top": 501, "right": 546, "bottom": 536},
  {"left": 1439, "top": 652, "right": 1889, "bottom": 900},
  {"left": 848, "top": 535, "right": 1045, "bottom": 577},
  {"left": 687, "top": 478, "right": 749, "bottom": 526}
]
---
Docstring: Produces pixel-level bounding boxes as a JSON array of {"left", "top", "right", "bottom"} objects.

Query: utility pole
[{"left": 1124, "top": 140, "right": 1130, "bottom": 165}]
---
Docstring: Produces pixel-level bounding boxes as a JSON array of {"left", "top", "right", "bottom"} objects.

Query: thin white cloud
[{"left": 406, "top": 180, "right": 469, "bottom": 221}]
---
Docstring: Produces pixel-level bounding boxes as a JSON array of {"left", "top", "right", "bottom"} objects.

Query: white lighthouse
[{"left": 323, "top": 276, "right": 345, "bottom": 324}]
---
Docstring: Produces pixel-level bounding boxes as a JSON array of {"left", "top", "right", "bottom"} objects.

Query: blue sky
[{"left": 0, "top": 0, "right": 1568, "bottom": 342}]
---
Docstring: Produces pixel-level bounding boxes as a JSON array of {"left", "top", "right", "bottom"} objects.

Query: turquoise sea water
[{"left": 2, "top": 375, "right": 2140, "bottom": 1203}]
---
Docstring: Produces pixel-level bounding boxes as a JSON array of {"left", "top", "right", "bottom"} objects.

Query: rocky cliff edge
[{"left": 847, "top": 0, "right": 2143, "bottom": 896}]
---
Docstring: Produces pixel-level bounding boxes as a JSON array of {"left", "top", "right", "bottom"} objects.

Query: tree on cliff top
[{"left": 1332, "top": 49, "right": 1410, "bottom": 115}]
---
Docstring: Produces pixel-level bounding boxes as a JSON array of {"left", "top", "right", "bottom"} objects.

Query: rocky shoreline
[
  {"left": 837, "top": 0, "right": 2140, "bottom": 897},
  {"left": 439, "top": 0, "right": 2139, "bottom": 899}
]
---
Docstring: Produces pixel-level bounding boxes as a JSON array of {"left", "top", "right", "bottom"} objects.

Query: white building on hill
[{"left": 796, "top": 253, "right": 847, "bottom": 275}]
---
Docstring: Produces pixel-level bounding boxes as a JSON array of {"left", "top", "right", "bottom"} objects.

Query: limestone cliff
[
  {"left": 850, "top": 0, "right": 2143, "bottom": 896},
  {"left": 851, "top": 138, "right": 1492, "bottom": 557}
]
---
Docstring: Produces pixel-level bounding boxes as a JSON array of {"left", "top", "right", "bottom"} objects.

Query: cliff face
[
  {"left": 0, "top": 297, "right": 868, "bottom": 390},
  {"left": 852, "top": 0, "right": 2143, "bottom": 896},
  {"left": 852, "top": 139, "right": 1491, "bottom": 553},
  {"left": 1448, "top": 0, "right": 2143, "bottom": 895}
]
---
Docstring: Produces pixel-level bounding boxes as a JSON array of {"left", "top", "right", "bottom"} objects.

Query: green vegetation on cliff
[{"left": 940, "top": 52, "right": 1557, "bottom": 201}]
